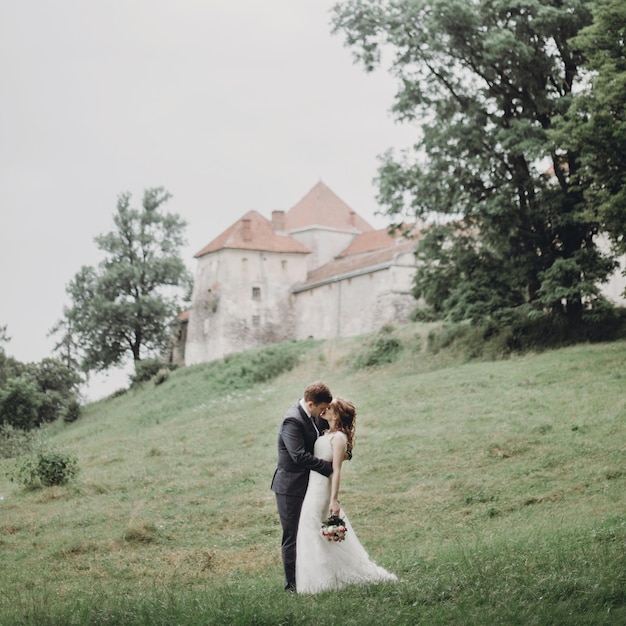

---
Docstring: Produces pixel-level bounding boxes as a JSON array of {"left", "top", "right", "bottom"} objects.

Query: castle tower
[{"left": 184, "top": 210, "right": 310, "bottom": 365}]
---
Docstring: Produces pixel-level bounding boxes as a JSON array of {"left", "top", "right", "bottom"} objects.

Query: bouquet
[{"left": 320, "top": 515, "right": 347, "bottom": 542}]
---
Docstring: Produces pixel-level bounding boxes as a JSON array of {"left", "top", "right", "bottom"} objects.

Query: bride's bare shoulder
[{"left": 328, "top": 431, "right": 348, "bottom": 444}]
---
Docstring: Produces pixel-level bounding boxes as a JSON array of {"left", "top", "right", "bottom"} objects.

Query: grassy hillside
[{"left": 1, "top": 325, "right": 624, "bottom": 625}]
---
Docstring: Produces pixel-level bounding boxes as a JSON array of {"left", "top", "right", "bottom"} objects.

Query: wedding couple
[{"left": 270, "top": 381, "right": 397, "bottom": 594}]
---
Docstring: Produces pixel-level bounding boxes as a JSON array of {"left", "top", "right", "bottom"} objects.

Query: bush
[
  {"left": 217, "top": 344, "right": 302, "bottom": 388},
  {"left": 410, "top": 306, "right": 440, "bottom": 323},
  {"left": 352, "top": 329, "right": 403, "bottom": 369},
  {"left": 0, "top": 424, "right": 36, "bottom": 459},
  {"left": 10, "top": 447, "right": 79, "bottom": 489},
  {"left": 186, "top": 339, "right": 317, "bottom": 397},
  {"left": 130, "top": 359, "right": 176, "bottom": 387},
  {"left": 579, "top": 305, "right": 626, "bottom": 342},
  {"left": 153, "top": 368, "right": 170, "bottom": 386},
  {"left": 425, "top": 306, "right": 626, "bottom": 361},
  {"left": 37, "top": 391, "right": 65, "bottom": 424},
  {"left": 63, "top": 399, "right": 81, "bottom": 423},
  {"left": 0, "top": 378, "right": 42, "bottom": 430}
]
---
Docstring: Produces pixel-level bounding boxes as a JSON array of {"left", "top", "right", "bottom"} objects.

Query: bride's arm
[{"left": 329, "top": 434, "right": 348, "bottom": 516}]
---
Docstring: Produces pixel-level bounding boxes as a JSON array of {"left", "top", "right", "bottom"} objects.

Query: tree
[
  {"left": 332, "top": 0, "right": 617, "bottom": 325},
  {"left": 29, "top": 357, "right": 82, "bottom": 400},
  {"left": 0, "top": 325, "right": 81, "bottom": 428},
  {"left": 0, "top": 326, "right": 25, "bottom": 390},
  {"left": 63, "top": 188, "right": 192, "bottom": 373},
  {"left": 412, "top": 222, "right": 526, "bottom": 322},
  {"left": 0, "top": 378, "right": 41, "bottom": 430},
  {"left": 0, "top": 324, "right": 9, "bottom": 347},
  {"left": 49, "top": 312, "right": 83, "bottom": 373},
  {"left": 48, "top": 311, "right": 85, "bottom": 393},
  {"left": 552, "top": 0, "right": 626, "bottom": 265}
]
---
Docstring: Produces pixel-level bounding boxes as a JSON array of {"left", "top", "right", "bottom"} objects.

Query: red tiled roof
[
  {"left": 194, "top": 210, "right": 311, "bottom": 258},
  {"left": 336, "top": 228, "right": 397, "bottom": 257},
  {"left": 297, "top": 238, "right": 417, "bottom": 290},
  {"left": 285, "top": 181, "right": 374, "bottom": 233}
]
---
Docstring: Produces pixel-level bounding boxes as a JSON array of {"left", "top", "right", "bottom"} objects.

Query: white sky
[{"left": 0, "top": 0, "right": 412, "bottom": 400}]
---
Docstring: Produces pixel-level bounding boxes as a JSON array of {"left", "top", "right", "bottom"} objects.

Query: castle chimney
[
  {"left": 272, "top": 210, "right": 286, "bottom": 232},
  {"left": 242, "top": 218, "right": 252, "bottom": 242},
  {"left": 349, "top": 211, "right": 356, "bottom": 227}
]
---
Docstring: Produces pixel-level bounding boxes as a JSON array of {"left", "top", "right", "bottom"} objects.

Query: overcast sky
[{"left": 0, "top": 1, "right": 413, "bottom": 400}]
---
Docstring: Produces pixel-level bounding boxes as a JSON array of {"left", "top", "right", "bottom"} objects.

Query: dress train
[{"left": 295, "top": 433, "right": 398, "bottom": 594}]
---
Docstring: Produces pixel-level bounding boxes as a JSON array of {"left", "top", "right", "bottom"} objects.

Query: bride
[{"left": 295, "top": 397, "right": 398, "bottom": 594}]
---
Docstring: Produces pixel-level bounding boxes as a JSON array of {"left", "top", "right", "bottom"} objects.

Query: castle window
[
  {"left": 252, "top": 315, "right": 261, "bottom": 327},
  {"left": 252, "top": 286, "right": 261, "bottom": 301},
  {"left": 281, "top": 260, "right": 287, "bottom": 270}
]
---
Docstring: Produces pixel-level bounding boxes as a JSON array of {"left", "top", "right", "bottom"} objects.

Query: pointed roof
[
  {"left": 194, "top": 210, "right": 311, "bottom": 258},
  {"left": 285, "top": 181, "right": 374, "bottom": 233}
]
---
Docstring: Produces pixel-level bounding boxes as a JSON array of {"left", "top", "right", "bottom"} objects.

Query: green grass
[{"left": 1, "top": 324, "right": 625, "bottom": 625}]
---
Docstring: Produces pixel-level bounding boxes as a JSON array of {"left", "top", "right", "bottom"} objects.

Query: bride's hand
[{"left": 329, "top": 499, "right": 340, "bottom": 517}]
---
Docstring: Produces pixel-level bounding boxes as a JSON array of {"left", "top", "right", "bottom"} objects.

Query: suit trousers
[{"left": 275, "top": 493, "right": 305, "bottom": 588}]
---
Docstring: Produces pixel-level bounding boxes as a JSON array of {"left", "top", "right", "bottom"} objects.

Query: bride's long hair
[{"left": 333, "top": 397, "right": 356, "bottom": 454}]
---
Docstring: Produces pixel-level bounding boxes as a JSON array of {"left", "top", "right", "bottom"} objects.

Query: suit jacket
[{"left": 270, "top": 401, "right": 333, "bottom": 497}]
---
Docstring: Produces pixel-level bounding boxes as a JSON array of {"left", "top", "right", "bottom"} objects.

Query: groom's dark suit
[{"left": 271, "top": 401, "right": 332, "bottom": 590}]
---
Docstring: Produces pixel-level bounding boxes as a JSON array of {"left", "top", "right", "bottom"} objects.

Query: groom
[{"left": 271, "top": 381, "right": 333, "bottom": 592}]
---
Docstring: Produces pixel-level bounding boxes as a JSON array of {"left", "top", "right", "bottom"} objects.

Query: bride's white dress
[{"left": 295, "top": 432, "right": 398, "bottom": 594}]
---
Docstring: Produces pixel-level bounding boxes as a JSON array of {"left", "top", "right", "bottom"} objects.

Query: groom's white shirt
[{"left": 299, "top": 398, "right": 320, "bottom": 437}]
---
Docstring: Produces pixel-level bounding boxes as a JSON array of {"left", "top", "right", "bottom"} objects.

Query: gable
[{"left": 285, "top": 181, "right": 374, "bottom": 233}]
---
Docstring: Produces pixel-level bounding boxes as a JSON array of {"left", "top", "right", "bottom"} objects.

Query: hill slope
[{"left": 1, "top": 326, "right": 624, "bottom": 625}]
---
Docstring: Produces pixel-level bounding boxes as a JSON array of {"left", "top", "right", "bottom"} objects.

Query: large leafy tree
[
  {"left": 332, "top": 0, "right": 617, "bottom": 324},
  {"left": 552, "top": 0, "right": 626, "bottom": 263},
  {"left": 63, "top": 188, "right": 191, "bottom": 372}
]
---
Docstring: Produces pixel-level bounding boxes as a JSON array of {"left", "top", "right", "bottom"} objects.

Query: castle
[
  {"left": 170, "top": 181, "right": 626, "bottom": 367},
  {"left": 171, "top": 181, "right": 419, "bottom": 366}
]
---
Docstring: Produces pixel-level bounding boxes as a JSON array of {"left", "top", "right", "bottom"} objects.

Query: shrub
[
  {"left": 215, "top": 345, "right": 301, "bottom": 389},
  {"left": 188, "top": 339, "right": 317, "bottom": 397},
  {"left": 579, "top": 305, "right": 626, "bottom": 342},
  {"left": 130, "top": 359, "right": 176, "bottom": 387},
  {"left": 154, "top": 368, "right": 170, "bottom": 386},
  {"left": 410, "top": 306, "right": 440, "bottom": 322},
  {"left": 63, "top": 399, "right": 81, "bottom": 423},
  {"left": 0, "top": 378, "right": 42, "bottom": 430},
  {"left": 37, "top": 390, "right": 65, "bottom": 424},
  {"left": 424, "top": 306, "right": 626, "bottom": 361},
  {"left": 0, "top": 424, "right": 36, "bottom": 459},
  {"left": 427, "top": 323, "right": 472, "bottom": 355},
  {"left": 10, "top": 447, "right": 79, "bottom": 490},
  {"left": 352, "top": 331, "right": 403, "bottom": 369},
  {"left": 245, "top": 346, "right": 301, "bottom": 383}
]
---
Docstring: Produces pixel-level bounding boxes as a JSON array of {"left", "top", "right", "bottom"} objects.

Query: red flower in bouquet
[{"left": 320, "top": 515, "right": 347, "bottom": 542}]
